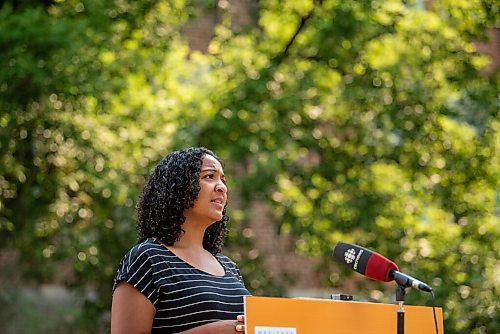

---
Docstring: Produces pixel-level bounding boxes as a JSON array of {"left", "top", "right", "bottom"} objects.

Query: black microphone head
[{"left": 333, "top": 242, "right": 374, "bottom": 276}]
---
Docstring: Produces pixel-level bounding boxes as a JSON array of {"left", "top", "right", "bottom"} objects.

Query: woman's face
[{"left": 183, "top": 154, "right": 228, "bottom": 224}]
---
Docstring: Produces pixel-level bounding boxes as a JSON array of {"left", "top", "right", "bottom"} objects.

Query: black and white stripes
[{"left": 113, "top": 238, "right": 250, "bottom": 333}]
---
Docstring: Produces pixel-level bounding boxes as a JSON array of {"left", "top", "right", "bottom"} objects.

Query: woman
[{"left": 111, "top": 147, "right": 250, "bottom": 333}]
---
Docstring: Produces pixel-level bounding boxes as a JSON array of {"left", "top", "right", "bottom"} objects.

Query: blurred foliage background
[{"left": 0, "top": 0, "right": 498, "bottom": 333}]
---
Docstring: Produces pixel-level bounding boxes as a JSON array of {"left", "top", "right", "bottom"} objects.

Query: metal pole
[{"left": 396, "top": 285, "right": 406, "bottom": 334}]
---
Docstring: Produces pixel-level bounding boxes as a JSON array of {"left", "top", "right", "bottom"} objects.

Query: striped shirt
[{"left": 113, "top": 238, "right": 251, "bottom": 333}]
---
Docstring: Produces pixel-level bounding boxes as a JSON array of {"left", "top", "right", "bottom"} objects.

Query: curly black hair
[{"left": 136, "top": 147, "right": 229, "bottom": 255}]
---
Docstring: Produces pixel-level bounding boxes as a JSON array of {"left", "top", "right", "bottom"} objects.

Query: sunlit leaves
[
  {"left": 1, "top": 0, "right": 498, "bottom": 332},
  {"left": 0, "top": 1, "right": 208, "bottom": 329},
  {"left": 194, "top": 1, "right": 499, "bottom": 333},
  {"left": 259, "top": 0, "right": 315, "bottom": 49}
]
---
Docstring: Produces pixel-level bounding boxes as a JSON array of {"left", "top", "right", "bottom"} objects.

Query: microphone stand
[{"left": 396, "top": 285, "right": 406, "bottom": 334}]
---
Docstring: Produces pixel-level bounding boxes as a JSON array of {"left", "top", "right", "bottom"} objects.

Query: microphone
[
  {"left": 390, "top": 271, "right": 433, "bottom": 293},
  {"left": 333, "top": 242, "right": 432, "bottom": 292}
]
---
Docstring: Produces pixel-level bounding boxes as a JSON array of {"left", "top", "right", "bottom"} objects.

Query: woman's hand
[
  {"left": 178, "top": 315, "right": 245, "bottom": 334},
  {"left": 235, "top": 314, "right": 245, "bottom": 332}
]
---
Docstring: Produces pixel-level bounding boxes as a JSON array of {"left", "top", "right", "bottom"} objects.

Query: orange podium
[{"left": 244, "top": 296, "right": 443, "bottom": 334}]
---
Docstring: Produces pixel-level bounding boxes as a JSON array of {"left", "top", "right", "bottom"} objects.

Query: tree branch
[{"left": 277, "top": 0, "right": 323, "bottom": 61}]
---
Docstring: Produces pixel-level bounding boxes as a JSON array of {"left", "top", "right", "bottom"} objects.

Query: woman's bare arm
[{"left": 111, "top": 282, "right": 156, "bottom": 334}]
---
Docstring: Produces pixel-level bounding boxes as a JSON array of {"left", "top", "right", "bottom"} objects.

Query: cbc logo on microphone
[{"left": 344, "top": 248, "right": 356, "bottom": 264}]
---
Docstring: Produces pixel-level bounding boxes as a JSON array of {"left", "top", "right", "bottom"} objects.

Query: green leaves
[
  {"left": 196, "top": 1, "right": 499, "bottom": 333},
  {"left": 1, "top": 0, "right": 498, "bottom": 333}
]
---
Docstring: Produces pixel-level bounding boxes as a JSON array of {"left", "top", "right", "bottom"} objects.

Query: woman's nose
[{"left": 215, "top": 181, "right": 227, "bottom": 193}]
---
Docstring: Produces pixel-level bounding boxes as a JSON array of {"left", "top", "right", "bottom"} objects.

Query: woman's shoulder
[
  {"left": 113, "top": 239, "right": 170, "bottom": 295},
  {"left": 116, "top": 239, "right": 175, "bottom": 275},
  {"left": 123, "top": 238, "right": 169, "bottom": 262},
  {"left": 216, "top": 253, "right": 239, "bottom": 269}
]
